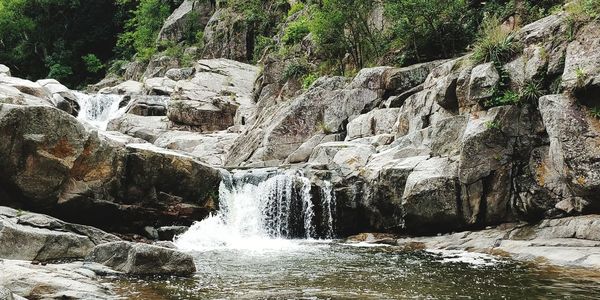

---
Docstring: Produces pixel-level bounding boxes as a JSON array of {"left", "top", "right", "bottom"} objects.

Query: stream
[{"left": 75, "top": 92, "right": 600, "bottom": 299}]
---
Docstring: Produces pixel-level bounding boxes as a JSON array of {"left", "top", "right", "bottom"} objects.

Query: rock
[
  {"left": 562, "top": 22, "right": 600, "bottom": 98},
  {"left": 157, "top": 0, "right": 215, "bottom": 43},
  {"left": 108, "top": 114, "right": 169, "bottom": 143},
  {"left": 226, "top": 76, "right": 379, "bottom": 166},
  {"left": 0, "top": 76, "right": 52, "bottom": 101},
  {"left": 156, "top": 226, "right": 189, "bottom": 240},
  {"left": 0, "top": 64, "right": 11, "bottom": 76},
  {"left": 537, "top": 94, "right": 600, "bottom": 207},
  {"left": 153, "top": 130, "right": 238, "bottom": 166},
  {"left": 346, "top": 108, "right": 400, "bottom": 141},
  {"left": 144, "top": 77, "right": 177, "bottom": 95},
  {"left": 202, "top": 9, "right": 249, "bottom": 62},
  {"left": 87, "top": 241, "right": 196, "bottom": 276},
  {"left": 395, "top": 214, "right": 600, "bottom": 269},
  {"left": 123, "top": 61, "right": 147, "bottom": 81},
  {"left": 402, "top": 157, "right": 462, "bottom": 233},
  {"left": 468, "top": 62, "right": 499, "bottom": 104},
  {"left": 382, "top": 60, "right": 446, "bottom": 95},
  {"left": 142, "top": 55, "right": 179, "bottom": 80},
  {"left": 100, "top": 80, "right": 143, "bottom": 95},
  {"left": 122, "top": 143, "right": 221, "bottom": 222},
  {"left": 309, "top": 142, "right": 375, "bottom": 177},
  {"left": 0, "top": 207, "right": 121, "bottom": 262},
  {"left": 168, "top": 97, "right": 238, "bottom": 131},
  {"left": 125, "top": 95, "right": 169, "bottom": 116},
  {"left": 165, "top": 67, "right": 196, "bottom": 81},
  {"left": 0, "top": 104, "right": 89, "bottom": 208},
  {"left": 0, "top": 103, "right": 221, "bottom": 233},
  {"left": 0, "top": 260, "right": 116, "bottom": 299}
]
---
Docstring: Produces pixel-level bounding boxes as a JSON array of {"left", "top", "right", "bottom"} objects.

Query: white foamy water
[
  {"left": 74, "top": 91, "right": 126, "bottom": 130},
  {"left": 175, "top": 169, "right": 337, "bottom": 251}
]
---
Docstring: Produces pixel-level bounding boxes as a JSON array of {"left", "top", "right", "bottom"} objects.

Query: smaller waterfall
[
  {"left": 73, "top": 91, "right": 126, "bottom": 130},
  {"left": 321, "top": 181, "right": 336, "bottom": 239},
  {"left": 175, "top": 169, "right": 337, "bottom": 251}
]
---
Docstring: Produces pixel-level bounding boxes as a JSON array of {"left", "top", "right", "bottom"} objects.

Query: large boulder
[
  {"left": 87, "top": 241, "right": 196, "bottom": 276},
  {"left": 401, "top": 157, "right": 462, "bottom": 233},
  {"left": 0, "top": 207, "right": 120, "bottom": 262}
]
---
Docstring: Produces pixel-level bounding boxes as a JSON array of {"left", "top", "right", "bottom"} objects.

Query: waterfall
[
  {"left": 322, "top": 181, "right": 336, "bottom": 239},
  {"left": 73, "top": 91, "right": 126, "bottom": 130},
  {"left": 174, "top": 169, "right": 337, "bottom": 251}
]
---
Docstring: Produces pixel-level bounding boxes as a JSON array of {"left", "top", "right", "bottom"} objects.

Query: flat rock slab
[{"left": 0, "top": 260, "right": 116, "bottom": 299}]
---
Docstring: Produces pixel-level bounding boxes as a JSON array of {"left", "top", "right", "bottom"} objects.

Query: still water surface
[{"left": 113, "top": 240, "right": 600, "bottom": 299}]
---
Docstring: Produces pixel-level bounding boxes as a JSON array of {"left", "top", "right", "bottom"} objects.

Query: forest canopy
[{"left": 0, "top": 0, "right": 577, "bottom": 87}]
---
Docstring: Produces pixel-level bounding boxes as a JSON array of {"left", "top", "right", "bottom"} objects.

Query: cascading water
[
  {"left": 175, "top": 169, "right": 336, "bottom": 251},
  {"left": 73, "top": 91, "right": 126, "bottom": 130}
]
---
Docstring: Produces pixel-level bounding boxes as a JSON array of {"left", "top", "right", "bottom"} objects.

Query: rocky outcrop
[
  {"left": 202, "top": 9, "right": 249, "bottom": 62},
  {"left": 0, "top": 260, "right": 117, "bottom": 299},
  {"left": 0, "top": 103, "right": 221, "bottom": 233},
  {"left": 394, "top": 214, "right": 600, "bottom": 268},
  {"left": 87, "top": 241, "right": 196, "bottom": 276},
  {"left": 0, "top": 207, "right": 119, "bottom": 262},
  {"left": 158, "top": 0, "right": 215, "bottom": 43}
]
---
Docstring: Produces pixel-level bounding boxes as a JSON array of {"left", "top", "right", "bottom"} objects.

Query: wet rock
[
  {"left": 87, "top": 241, "right": 196, "bottom": 276},
  {"left": 157, "top": 226, "right": 189, "bottom": 241}
]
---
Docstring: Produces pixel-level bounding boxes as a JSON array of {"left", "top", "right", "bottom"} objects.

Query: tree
[{"left": 309, "top": 0, "right": 384, "bottom": 74}]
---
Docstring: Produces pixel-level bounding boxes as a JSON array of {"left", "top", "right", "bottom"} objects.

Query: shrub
[
  {"left": 485, "top": 89, "right": 520, "bottom": 108},
  {"left": 82, "top": 54, "right": 104, "bottom": 73},
  {"left": 302, "top": 73, "right": 319, "bottom": 89},
  {"left": 575, "top": 67, "right": 588, "bottom": 87},
  {"left": 591, "top": 107, "right": 600, "bottom": 119},
  {"left": 283, "top": 61, "right": 310, "bottom": 80},
  {"left": 472, "top": 16, "right": 521, "bottom": 64},
  {"left": 253, "top": 35, "right": 274, "bottom": 63},
  {"left": 288, "top": 2, "right": 305, "bottom": 17},
  {"left": 521, "top": 80, "right": 544, "bottom": 102},
  {"left": 282, "top": 18, "right": 310, "bottom": 45}
]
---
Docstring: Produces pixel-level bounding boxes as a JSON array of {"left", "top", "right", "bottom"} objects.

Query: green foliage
[
  {"left": 309, "top": 0, "right": 385, "bottom": 73},
  {"left": 485, "top": 121, "right": 501, "bottom": 130},
  {"left": 283, "top": 61, "right": 310, "bottom": 80},
  {"left": 591, "top": 107, "right": 600, "bottom": 119},
  {"left": 302, "top": 73, "right": 319, "bottom": 89},
  {"left": 385, "top": 0, "right": 476, "bottom": 64},
  {"left": 486, "top": 90, "right": 521, "bottom": 107},
  {"left": 0, "top": 0, "right": 134, "bottom": 87},
  {"left": 283, "top": 18, "right": 310, "bottom": 45},
  {"left": 288, "top": 2, "right": 305, "bottom": 17},
  {"left": 472, "top": 16, "right": 521, "bottom": 64},
  {"left": 521, "top": 80, "right": 544, "bottom": 102},
  {"left": 116, "top": 0, "right": 171, "bottom": 62},
  {"left": 253, "top": 35, "right": 275, "bottom": 63},
  {"left": 575, "top": 67, "right": 588, "bottom": 87},
  {"left": 82, "top": 54, "right": 104, "bottom": 73}
]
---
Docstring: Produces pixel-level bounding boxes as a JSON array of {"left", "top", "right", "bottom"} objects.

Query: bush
[
  {"left": 591, "top": 107, "right": 600, "bottom": 119},
  {"left": 472, "top": 16, "right": 521, "bottom": 64},
  {"left": 253, "top": 35, "right": 274, "bottom": 63},
  {"left": 282, "top": 18, "right": 310, "bottom": 45},
  {"left": 485, "top": 89, "right": 520, "bottom": 108},
  {"left": 283, "top": 61, "right": 310, "bottom": 80},
  {"left": 82, "top": 54, "right": 104, "bottom": 73},
  {"left": 302, "top": 73, "right": 319, "bottom": 89},
  {"left": 288, "top": 2, "right": 305, "bottom": 17}
]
